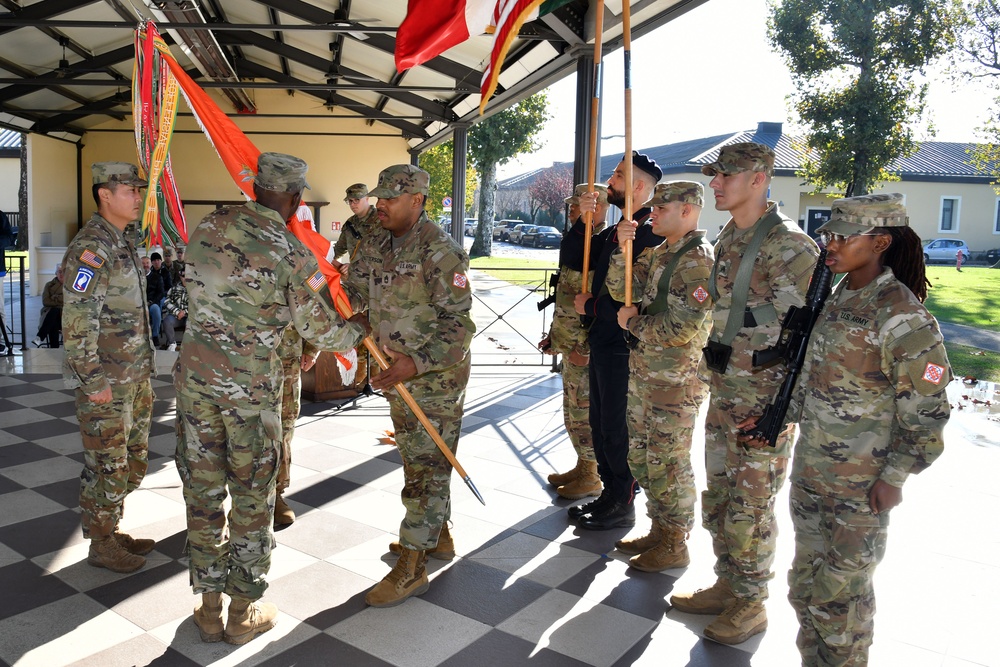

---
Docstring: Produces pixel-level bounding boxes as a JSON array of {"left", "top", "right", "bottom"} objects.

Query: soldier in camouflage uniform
[
  {"left": 605, "top": 181, "right": 714, "bottom": 572},
  {"left": 344, "top": 164, "right": 474, "bottom": 608},
  {"left": 669, "top": 143, "right": 819, "bottom": 645},
  {"left": 63, "top": 162, "right": 155, "bottom": 575},
  {"left": 334, "top": 183, "right": 381, "bottom": 263},
  {"left": 175, "top": 152, "right": 366, "bottom": 645},
  {"left": 741, "top": 194, "right": 950, "bottom": 666},
  {"left": 539, "top": 183, "right": 608, "bottom": 500}
]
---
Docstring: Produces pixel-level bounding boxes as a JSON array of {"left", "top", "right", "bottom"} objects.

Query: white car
[
  {"left": 923, "top": 238, "right": 969, "bottom": 263},
  {"left": 507, "top": 224, "right": 536, "bottom": 245}
]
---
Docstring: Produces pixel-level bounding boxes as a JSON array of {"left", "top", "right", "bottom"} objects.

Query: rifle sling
[{"left": 643, "top": 234, "right": 705, "bottom": 316}]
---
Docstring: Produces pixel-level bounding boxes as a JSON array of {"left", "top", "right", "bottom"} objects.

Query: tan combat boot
[
  {"left": 704, "top": 598, "right": 768, "bottom": 645},
  {"left": 669, "top": 578, "right": 736, "bottom": 615},
  {"left": 615, "top": 520, "right": 664, "bottom": 556},
  {"left": 87, "top": 536, "right": 146, "bottom": 573},
  {"left": 365, "top": 547, "right": 429, "bottom": 607},
  {"left": 389, "top": 523, "right": 455, "bottom": 561},
  {"left": 547, "top": 459, "right": 583, "bottom": 487},
  {"left": 193, "top": 592, "right": 224, "bottom": 643},
  {"left": 629, "top": 524, "right": 691, "bottom": 572},
  {"left": 274, "top": 492, "right": 295, "bottom": 526},
  {"left": 556, "top": 460, "right": 602, "bottom": 500},
  {"left": 224, "top": 597, "right": 278, "bottom": 645},
  {"left": 114, "top": 530, "right": 155, "bottom": 556}
]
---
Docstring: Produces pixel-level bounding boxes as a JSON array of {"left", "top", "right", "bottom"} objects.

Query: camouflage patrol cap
[
  {"left": 816, "top": 193, "right": 909, "bottom": 235},
  {"left": 642, "top": 180, "right": 705, "bottom": 208},
  {"left": 701, "top": 142, "right": 775, "bottom": 177},
  {"left": 255, "top": 152, "right": 311, "bottom": 193},
  {"left": 564, "top": 183, "right": 609, "bottom": 205},
  {"left": 91, "top": 162, "right": 148, "bottom": 187},
  {"left": 344, "top": 183, "right": 369, "bottom": 201},
  {"left": 369, "top": 164, "right": 430, "bottom": 198}
]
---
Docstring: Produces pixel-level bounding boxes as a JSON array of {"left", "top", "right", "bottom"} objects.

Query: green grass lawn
[
  {"left": 924, "top": 266, "right": 1000, "bottom": 332},
  {"left": 944, "top": 343, "right": 1000, "bottom": 383},
  {"left": 469, "top": 256, "right": 557, "bottom": 287}
]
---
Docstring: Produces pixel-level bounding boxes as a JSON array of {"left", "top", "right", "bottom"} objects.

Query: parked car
[
  {"left": 507, "top": 224, "right": 535, "bottom": 245},
  {"left": 520, "top": 225, "right": 562, "bottom": 248},
  {"left": 923, "top": 238, "right": 969, "bottom": 263},
  {"left": 464, "top": 218, "right": 478, "bottom": 236},
  {"left": 493, "top": 219, "right": 521, "bottom": 241},
  {"left": 986, "top": 247, "right": 1000, "bottom": 265}
]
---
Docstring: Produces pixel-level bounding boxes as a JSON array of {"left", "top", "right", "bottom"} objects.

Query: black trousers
[
  {"left": 37, "top": 307, "right": 61, "bottom": 347},
  {"left": 588, "top": 345, "right": 636, "bottom": 504}
]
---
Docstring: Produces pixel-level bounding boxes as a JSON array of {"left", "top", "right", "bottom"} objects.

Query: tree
[
  {"left": 528, "top": 166, "right": 573, "bottom": 230},
  {"left": 420, "top": 140, "right": 477, "bottom": 226},
  {"left": 770, "top": 0, "right": 960, "bottom": 196},
  {"left": 956, "top": 0, "right": 1000, "bottom": 185},
  {"left": 468, "top": 92, "right": 550, "bottom": 257}
]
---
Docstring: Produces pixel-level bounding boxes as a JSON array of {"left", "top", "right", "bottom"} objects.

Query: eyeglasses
[{"left": 819, "top": 230, "right": 880, "bottom": 246}]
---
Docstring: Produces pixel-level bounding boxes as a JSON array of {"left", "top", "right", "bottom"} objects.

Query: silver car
[{"left": 923, "top": 238, "right": 969, "bottom": 263}]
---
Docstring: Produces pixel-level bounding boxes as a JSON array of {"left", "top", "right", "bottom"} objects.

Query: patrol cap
[
  {"left": 150, "top": 251, "right": 162, "bottom": 261},
  {"left": 255, "top": 152, "right": 311, "bottom": 193},
  {"left": 816, "top": 193, "right": 909, "bottom": 235},
  {"left": 701, "top": 142, "right": 775, "bottom": 177},
  {"left": 92, "top": 162, "right": 148, "bottom": 187},
  {"left": 642, "top": 180, "right": 705, "bottom": 208},
  {"left": 344, "top": 183, "right": 369, "bottom": 202},
  {"left": 369, "top": 164, "right": 430, "bottom": 198},
  {"left": 630, "top": 151, "right": 662, "bottom": 181},
  {"left": 564, "top": 183, "right": 609, "bottom": 205}
]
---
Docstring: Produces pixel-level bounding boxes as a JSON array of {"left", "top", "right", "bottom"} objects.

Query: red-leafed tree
[{"left": 528, "top": 166, "right": 574, "bottom": 229}]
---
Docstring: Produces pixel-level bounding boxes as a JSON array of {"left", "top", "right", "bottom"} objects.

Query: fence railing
[{"left": 1, "top": 255, "right": 27, "bottom": 353}]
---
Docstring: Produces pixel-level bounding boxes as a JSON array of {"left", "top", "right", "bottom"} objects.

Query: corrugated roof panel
[{"left": 0, "top": 128, "right": 22, "bottom": 150}]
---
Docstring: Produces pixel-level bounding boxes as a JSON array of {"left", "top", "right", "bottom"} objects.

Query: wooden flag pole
[
  {"left": 622, "top": 0, "right": 634, "bottom": 308},
  {"left": 580, "top": 0, "right": 606, "bottom": 290}
]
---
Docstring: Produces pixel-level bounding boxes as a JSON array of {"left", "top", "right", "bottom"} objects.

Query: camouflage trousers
[
  {"left": 277, "top": 355, "right": 302, "bottom": 494},
  {"left": 561, "top": 357, "right": 595, "bottom": 462},
  {"left": 702, "top": 376, "right": 793, "bottom": 601},
  {"left": 626, "top": 379, "right": 705, "bottom": 532},
  {"left": 391, "top": 359, "right": 470, "bottom": 551},
  {"left": 76, "top": 380, "right": 152, "bottom": 539},
  {"left": 789, "top": 484, "right": 888, "bottom": 667},
  {"left": 175, "top": 390, "right": 281, "bottom": 599}
]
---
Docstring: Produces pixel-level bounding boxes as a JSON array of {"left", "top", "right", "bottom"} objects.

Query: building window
[
  {"left": 995, "top": 198, "right": 1000, "bottom": 234},
  {"left": 940, "top": 197, "right": 960, "bottom": 233}
]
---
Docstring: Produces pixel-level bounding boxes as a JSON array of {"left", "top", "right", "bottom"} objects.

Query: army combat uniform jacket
[
  {"left": 335, "top": 205, "right": 381, "bottom": 261},
  {"left": 549, "top": 217, "right": 604, "bottom": 356},
  {"left": 62, "top": 213, "right": 154, "bottom": 393},
  {"left": 791, "top": 268, "right": 950, "bottom": 497}
]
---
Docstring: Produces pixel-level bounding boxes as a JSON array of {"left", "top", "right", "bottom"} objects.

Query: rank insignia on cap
[
  {"left": 922, "top": 362, "right": 945, "bottom": 385},
  {"left": 692, "top": 286, "right": 709, "bottom": 303},
  {"left": 306, "top": 270, "right": 325, "bottom": 292},
  {"left": 79, "top": 249, "right": 104, "bottom": 269},
  {"left": 72, "top": 267, "right": 95, "bottom": 293},
  {"left": 453, "top": 272, "right": 468, "bottom": 289}
]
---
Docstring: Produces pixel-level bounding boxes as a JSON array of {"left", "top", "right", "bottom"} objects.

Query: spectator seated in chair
[
  {"left": 141, "top": 255, "right": 164, "bottom": 346},
  {"left": 33, "top": 264, "right": 64, "bottom": 348},
  {"left": 161, "top": 266, "right": 188, "bottom": 352}
]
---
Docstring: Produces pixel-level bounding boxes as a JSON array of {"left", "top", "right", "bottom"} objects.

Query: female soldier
[{"left": 741, "top": 192, "right": 950, "bottom": 666}]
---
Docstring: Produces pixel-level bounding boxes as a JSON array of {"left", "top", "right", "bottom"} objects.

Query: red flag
[
  {"left": 480, "top": 0, "right": 544, "bottom": 113},
  {"left": 395, "top": 0, "right": 495, "bottom": 71}
]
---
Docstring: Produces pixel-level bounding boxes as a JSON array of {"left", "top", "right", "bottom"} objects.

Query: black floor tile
[
  {"left": 0, "top": 441, "right": 60, "bottom": 469},
  {"left": 33, "top": 477, "right": 81, "bottom": 508},
  {"left": 255, "top": 633, "right": 394, "bottom": 667},
  {"left": 0, "top": 474, "right": 24, "bottom": 495},
  {"left": 557, "top": 561, "right": 678, "bottom": 622},
  {"left": 521, "top": 511, "right": 633, "bottom": 556},
  {"left": 288, "top": 475, "right": 364, "bottom": 510},
  {"left": 420, "top": 559, "right": 549, "bottom": 626},
  {"left": 86, "top": 559, "right": 187, "bottom": 609},
  {"left": 4, "top": 418, "right": 80, "bottom": 442},
  {"left": 301, "top": 589, "right": 369, "bottom": 632},
  {"left": 375, "top": 448, "right": 402, "bottom": 466},
  {"left": 148, "top": 421, "right": 175, "bottom": 437},
  {"left": 0, "top": 508, "right": 84, "bottom": 558},
  {"left": 0, "top": 559, "right": 78, "bottom": 620},
  {"left": 35, "top": 401, "right": 79, "bottom": 419},
  {"left": 440, "top": 629, "right": 591, "bottom": 667},
  {"left": 0, "top": 382, "right": 51, "bottom": 399}
]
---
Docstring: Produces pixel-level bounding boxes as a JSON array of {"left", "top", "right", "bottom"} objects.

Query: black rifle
[
  {"left": 740, "top": 249, "right": 834, "bottom": 447},
  {"left": 537, "top": 271, "right": 559, "bottom": 311}
]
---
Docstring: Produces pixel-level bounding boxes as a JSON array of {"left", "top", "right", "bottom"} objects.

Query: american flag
[{"left": 79, "top": 249, "right": 105, "bottom": 269}]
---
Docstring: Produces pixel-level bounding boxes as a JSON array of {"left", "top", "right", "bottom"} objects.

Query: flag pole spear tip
[{"left": 464, "top": 476, "right": 486, "bottom": 506}]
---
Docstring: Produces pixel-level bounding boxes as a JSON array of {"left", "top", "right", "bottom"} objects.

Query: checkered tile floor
[{"left": 0, "top": 349, "right": 997, "bottom": 667}]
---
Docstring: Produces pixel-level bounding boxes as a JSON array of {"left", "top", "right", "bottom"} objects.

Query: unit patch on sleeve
[
  {"left": 692, "top": 286, "right": 709, "bottom": 303},
  {"left": 306, "top": 270, "right": 325, "bottom": 292},
  {"left": 453, "top": 272, "right": 468, "bottom": 289},
  {"left": 79, "top": 249, "right": 105, "bottom": 269},
  {"left": 922, "top": 362, "right": 945, "bottom": 385},
  {"left": 72, "top": 267, "right": 96, "bottom": 293}
]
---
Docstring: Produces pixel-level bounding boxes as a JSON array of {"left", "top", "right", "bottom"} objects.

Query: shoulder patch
[
  {"left": 306, "top": 270, "right": 326, "bottom": 292},
  {"left": 79, "top": 249, "right": 105, "bottom": 269},
  {"left": 453, "top": 272, "right": 468, "bottom": 289},
  {"left": 692, "top": 286, "right": 709, "bottom": 303},
  {"left": 922, "top": 362, "right": 945, "bottom": 385},
  {"left": 72, "top": 266, "right": 96, "bottom": 293}
]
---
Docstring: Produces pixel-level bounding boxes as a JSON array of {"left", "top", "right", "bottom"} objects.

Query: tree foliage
[
  {"left": 770, "top": 0, "right": 960, "bottom": 196},
  {"left": 420, "top": 140, "right": 477, "bottom": 222},
  {"left": 467, "top": 92, "right": 549, "bottom": 257},
  {"left": 528, "top": 166, "right": 574, "bottom": 229},
  {"left": 957, "top": 0, "right": 1000, "bottom": 187}
]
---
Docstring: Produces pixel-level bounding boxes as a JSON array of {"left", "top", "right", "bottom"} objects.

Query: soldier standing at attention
[
  {"left": 572, "top": 152, "right": 663, "bottom": 531},
  {"left": 669, "top": 143, "right": 819, "bottom": 645},
  {"left": 539, "top": 183, "right": 609, "bottom": 501},
  {"left": 345, "top": 164, "right": 474, "bottom": 607},
  {"left": 62, "top": 162, "right": 155, "bottom": 574},
  {"left": 175, "top": 152, "right": 366, "bottom": 645},
  {"left": 334, "top": 183, "right": 381, "bottom": 266},
  {"left": 741, "top": 193, "right": 950, "bottom": 666},
  {"left": 605, "top": 181, "right": 714, "bottom": 572}
]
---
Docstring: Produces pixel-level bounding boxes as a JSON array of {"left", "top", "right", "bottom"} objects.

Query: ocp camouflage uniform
[
  {"left": 276, "top": 327, "right": 317, "bottom": 495},
  {"left": 335, "top": 204, "right": 381, "bottom": 261},
  {"left": 175, "top": 198, "right": 364, "bottom": 599},
  {"left": 63, "top": 212, "right": 155, "bottom": 540},
  {"left": 346, "top": 210, "right": 474, "bottom": 550},
  {"left": 703, "top": 201, "right": 818, "bottom": 600},
  {"left": 606, "top": 229, "right": 714, "bottom": 532}
]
